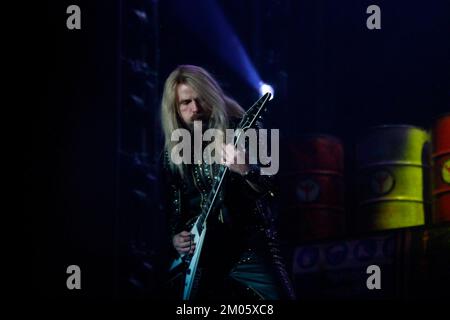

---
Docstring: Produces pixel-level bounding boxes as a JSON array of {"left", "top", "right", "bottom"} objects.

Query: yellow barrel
[{"left": 356, "top": 125, "right": 431, "bottom": 232}]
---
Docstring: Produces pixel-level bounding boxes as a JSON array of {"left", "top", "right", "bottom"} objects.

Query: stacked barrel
[{"left": 285, "top": 122, "right": 449, "bottom": 300}]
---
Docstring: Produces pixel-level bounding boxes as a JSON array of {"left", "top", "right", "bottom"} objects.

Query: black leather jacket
[{"left": 160, "top": 120, "right": 296, "bottom": 299}]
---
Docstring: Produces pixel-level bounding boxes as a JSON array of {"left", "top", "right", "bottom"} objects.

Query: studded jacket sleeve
[{"left": 160, "top": 151, "right": 183, "bottom": 251}]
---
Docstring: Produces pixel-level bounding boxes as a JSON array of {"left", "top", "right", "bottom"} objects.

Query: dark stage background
[{"left": 37, "top": 0, "right": 449, "bottom": 302}]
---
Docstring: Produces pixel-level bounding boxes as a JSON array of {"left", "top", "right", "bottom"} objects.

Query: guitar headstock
[{"left": 238, "top": 92, "right": 271, "bottom": 130}]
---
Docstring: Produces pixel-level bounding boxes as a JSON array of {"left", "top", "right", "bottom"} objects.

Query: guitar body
[{"left": 169, "top": 220, "right": 207, "bottom": 300}]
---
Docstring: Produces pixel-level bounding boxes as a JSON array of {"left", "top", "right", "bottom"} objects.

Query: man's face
[{"left": 177, "top": 83, "right": 207, "bottom": 127}]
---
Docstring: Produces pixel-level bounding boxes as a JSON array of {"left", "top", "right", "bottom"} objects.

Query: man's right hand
[{"left": 172, "top": 231, "right": 196, "bottom": 255}]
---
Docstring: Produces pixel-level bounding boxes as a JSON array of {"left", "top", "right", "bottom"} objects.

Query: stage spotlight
[
  {"left": 172, "top": 0, "right": 265, "bottom": 98},
  {"left": 259, "top": 82, "right": 274, "bottom": 100}
]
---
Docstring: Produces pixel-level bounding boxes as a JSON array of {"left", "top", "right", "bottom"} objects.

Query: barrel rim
[
  {"left": 359, "top": 197, "right": 427, "bottom": 205},
  {"left": 357, "top": 161, "right": 430, "bottom": 169},
  {"left": 432, "top": 150, "right": 450, "bottom": 158},
  {"left": 432, "top": 189, "right": 450, "bottom": 196},
  {"left": 431, "top": 112, "right": 450, "bottom": 122}
]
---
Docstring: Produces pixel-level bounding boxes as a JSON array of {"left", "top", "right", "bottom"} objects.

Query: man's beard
[
  {"left": 192, "top": 113, "right": 206, "bottom": 121},
  {"left": 187, "top": 115, "right": 208, "bottom": 131}
]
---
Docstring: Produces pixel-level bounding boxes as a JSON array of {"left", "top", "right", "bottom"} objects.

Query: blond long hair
[{"left": 161, "top": 65, "right": 245, "bottom": 177}]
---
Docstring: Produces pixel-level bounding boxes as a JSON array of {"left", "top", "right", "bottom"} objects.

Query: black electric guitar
[{"left": 169, "top": 92, "right": 272, "bottom": 300}]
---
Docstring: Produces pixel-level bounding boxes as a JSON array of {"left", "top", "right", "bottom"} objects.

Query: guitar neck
[{"left": 193, "top": 93, "right": 271, "bottom": 232}]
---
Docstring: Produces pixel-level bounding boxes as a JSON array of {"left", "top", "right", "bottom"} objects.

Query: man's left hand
[{"left": 221, "top": 143, "right": 250, "bottom": 176}]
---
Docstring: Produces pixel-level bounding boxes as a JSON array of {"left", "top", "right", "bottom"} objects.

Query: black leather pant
[
  {"left": 227, "top": 249, "right": 282, "bottom": 300},
  {"left": 195, "top": 249, "right": 283, "bottom": 301}
]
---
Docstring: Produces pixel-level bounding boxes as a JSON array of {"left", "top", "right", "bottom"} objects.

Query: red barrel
[
  {"left": 280, "top": 135, "right": 345, "bottom": 242},
  {"left": 431, "top": 113, "right": 450, "bottom": 223}
]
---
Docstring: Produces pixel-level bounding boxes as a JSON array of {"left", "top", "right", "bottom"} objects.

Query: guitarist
[{"left": 160, "top": 65, "right": 295, "bottom": 300}]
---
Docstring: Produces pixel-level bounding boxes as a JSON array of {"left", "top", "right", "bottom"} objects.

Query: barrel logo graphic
[
  {"left": 442, "top": 159, "right": 450, "bottom": 184},
  {"left": 296, "top": 246, "right": 320, "bottom": 270},
  {"left": 370, "top": 170, "right": 395, "bottom": 195},
  {"left": 297, "top": 179, "right": 320, "bottom": 202},
  {"left": 325, "top": 243, "right": 348, "bottom": 266}
]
